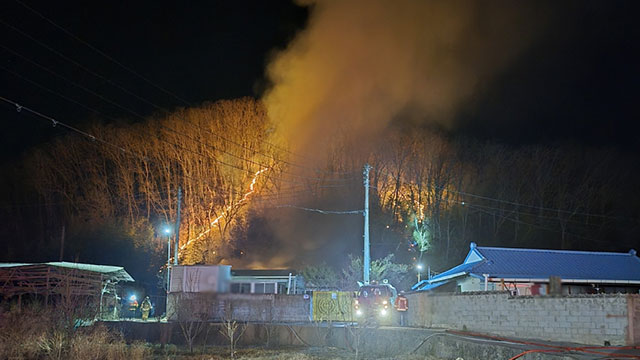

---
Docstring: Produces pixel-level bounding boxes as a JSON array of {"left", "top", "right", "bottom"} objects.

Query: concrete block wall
[
  {"left": 406, "top": 292, "right": 631, "bottom": 345},
  {"left": 168, "top": 292, "right": 310, "bottom": 322}
]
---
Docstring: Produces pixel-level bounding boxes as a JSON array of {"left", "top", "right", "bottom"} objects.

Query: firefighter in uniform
[
  {"left": 140, "top": 296, "right": 152, "bottom": 321},
  {"left": 127, "top": 295, "right": 139, "bottom": 318},
  {"left": 395, "top": 292, "right": 409, "bottom": 326}
]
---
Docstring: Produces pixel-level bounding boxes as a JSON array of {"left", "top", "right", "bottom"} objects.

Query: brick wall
[{"left": 406, "top": 292, "right": 634, "bottom": 345}]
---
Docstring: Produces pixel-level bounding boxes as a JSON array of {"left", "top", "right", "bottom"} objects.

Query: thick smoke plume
[
  {"left": 250, "top": 0, "right": 547, "bottom": 269},
  {"left": 264, "top": 0, "right": 544, "bottom": 157}
]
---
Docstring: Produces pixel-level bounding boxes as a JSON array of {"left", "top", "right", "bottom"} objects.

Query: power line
[
  {"left": 0, "top": 43, "right": 147, "bottom": 119},
  {"left": 462, "top": 202, "right": 608, "bottom": 245},
  {"left": 0, "top": 61, "right": 343, "bottom": 188},
  {"left": 460, "top": 202, "right": 607, "bottom": 229},
  {"left": 1, "top": 39, "right": 353, "bottom": 184},
  {"left": 0, "top": 95, "right": 252, "bottom": 201},
  {"left": 10, "top": 0, "right": 192, "bottom": 106},
  {"left": 372, "top": 170, "right": 619, "bottom": 246},
  {"left": 376, "top": 169, "right": 622, "bottom": 221},
  {"left": 273, "top": 204, "right": 364, "bottom": 215},
  {"left": 0, "top": 188, "right": 172, "bottom": 210},
  {"left": 157, "top": 124, "right": 353, "bottom": 183},
  {"left": 0, "top": 94, "right": 352, "bottom": 216},
  {"left": 0, "top": 64, "right": 121, "bottom": 123},
  {"left": 3, "top": 7, "right": 356, "bottom": 176},
  {"left": 174, "top": 116, "right": 357, "bottom": 177},
  {"left": 0, "top": 94, "right": 124, "bottom": 153}
]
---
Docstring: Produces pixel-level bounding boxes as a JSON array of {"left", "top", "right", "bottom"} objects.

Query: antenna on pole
[{"left": 363, "top": 163, "right": 371, "bottom": 285}]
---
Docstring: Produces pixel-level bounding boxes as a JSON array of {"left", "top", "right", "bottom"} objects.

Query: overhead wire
[
  {"left": 374, "top": 169, "right": 613, "bottom": 245},
  {"left": 0, "top": 95, "right": 360, "bottom": 255},
  {"left": 461, "top": 201, "right": 605, "bottom": 244},
  {"left": 272, "top": 204, "right": 363, "bottom": 215},
  {"left": 0, "top": 95, "right": 254, "bottom": 209},
  {"left": 0, "top": 39, "right": 353, "bottom": 184},
  {"left": 1, "top": 10, "right": 357, "bottom": 177},
  {"left": 10, "top": 0, "right": 192, "bottom": 106},
  {"left": 0, "top": 53, "right": 348, "bottom": 189},
  {"left": 15, "top": 2, "right": 618, "bottom": 247},
  {"left": 376, "top": 168, "right": 624, "bottom": 221},
  {"left": 4, "top": 2, "right": 366, "bottom": 259}
]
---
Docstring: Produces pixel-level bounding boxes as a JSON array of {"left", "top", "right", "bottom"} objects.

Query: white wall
[{"left": 169, "top": 265, "right": 231, "bottom": 293}]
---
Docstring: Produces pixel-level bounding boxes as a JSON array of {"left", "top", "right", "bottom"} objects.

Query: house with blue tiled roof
[{"left": 413, "top": 242, "right": 640, "bottom": 295}]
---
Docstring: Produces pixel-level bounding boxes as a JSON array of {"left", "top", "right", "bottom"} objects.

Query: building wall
[
  {"left": 167, "top": 292, "right": 310, "bottom": 322},
  {"left": 406, "top": 291, "right": 634, "bottom": 345},
  {"left": 458, "top": 277, "right": 498, "bottom": 292},
  {"left": 169, "top": 265, "right": 231, "bottom": 293}
]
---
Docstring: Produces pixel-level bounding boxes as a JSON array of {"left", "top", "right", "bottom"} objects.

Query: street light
[{"left": 416, "top": 263, "right": 424, "bottom": 282}]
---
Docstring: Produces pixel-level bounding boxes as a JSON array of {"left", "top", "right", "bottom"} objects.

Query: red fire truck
[{"left": 353, "top": 282, "right": 397, "bottom": 324}]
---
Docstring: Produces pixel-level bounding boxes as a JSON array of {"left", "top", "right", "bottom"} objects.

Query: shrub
[{"left": 0, "top": 304, "right": 151, "bottom": 360}]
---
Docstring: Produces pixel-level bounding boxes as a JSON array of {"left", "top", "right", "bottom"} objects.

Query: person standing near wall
[
  {"left": 140, "top": 296, "right": 152, "bottom": 321},
  {"left": 395, "top": 292, "right": 409, "bottom": 326}
]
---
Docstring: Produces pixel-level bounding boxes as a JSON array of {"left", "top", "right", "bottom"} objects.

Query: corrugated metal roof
[
  {"left": 0, "top": 262, "right": 134, "bottom": 282},
  {"left": 472, "top": 246, "right": 640, "bottom": 281},
  {"left": 0, "top": 263, "right": 31, "bottom": 268}
]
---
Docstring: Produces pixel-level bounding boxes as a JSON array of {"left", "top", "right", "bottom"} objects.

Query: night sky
[
  {"left": 1, "top": 0, "right": 307, "bottom": 159},
  {"left": 455, "top": 1, "right": 640, "bottom": 150},
  {"left": 2, "top": 1, "right": 639, "bottom": 160},
  {"left": 1, "top": 0, "right": 639, "bottom": 273}
]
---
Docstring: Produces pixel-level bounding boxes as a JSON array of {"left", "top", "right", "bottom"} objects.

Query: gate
[
  {"left": 627, "top": 295, "right": 640, "bottom": 345},
  {"left": 311, "top": 291, "right": 354, "bottom": 321}
]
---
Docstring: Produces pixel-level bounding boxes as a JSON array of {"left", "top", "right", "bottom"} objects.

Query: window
[
  {"left": 231, "top": 283, "right": 251, "bottom": 294},
  {"left": 264, "top": 283, "right": 275, "bottom": 294},
  {"left": 253, "top": 283, "right": 276, "bottom": 294}
]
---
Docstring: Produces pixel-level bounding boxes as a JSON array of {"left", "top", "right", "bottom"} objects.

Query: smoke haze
[
  {"left": 264, "top": 0, "right": 545, "bottom": 158},
  {"left": 248, "top": 0, "right": 550, "bottom": 269}
]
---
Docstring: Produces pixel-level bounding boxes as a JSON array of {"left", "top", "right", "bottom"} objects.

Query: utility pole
[
  {"left": 59, "top": 225, "right": 65, "bottom": 261},
  {"left": 363, "top": 164, "right": 371, "bottom": 285},
  {"left": 174, "top": 186, "right": 182, "bottom": 265},
  {"left": 167, "top": 232, "right": 171, "bottom": 292}
]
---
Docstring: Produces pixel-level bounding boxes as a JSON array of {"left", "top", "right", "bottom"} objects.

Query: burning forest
[{"left": 1, "top": 0, "right": 639, "bottom": 358}]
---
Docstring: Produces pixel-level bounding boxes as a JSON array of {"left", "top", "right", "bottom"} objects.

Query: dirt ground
[{"left": 150, "top": 345, "right": 444, "bottom": 359}]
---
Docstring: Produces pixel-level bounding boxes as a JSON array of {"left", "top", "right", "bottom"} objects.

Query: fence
[
  {"left": 167, "top": 292, "right": 311, "bottom": 322},
  {"left": 311, "top": 291, "right": 354, "bottom": 321}
]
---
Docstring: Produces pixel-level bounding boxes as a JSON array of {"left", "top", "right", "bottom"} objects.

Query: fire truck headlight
[{"left": 380, "top": 309, "right": 388, "bottom": 317}]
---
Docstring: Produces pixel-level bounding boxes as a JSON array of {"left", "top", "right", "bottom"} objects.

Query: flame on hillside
[{"left": 177, "top": 168, "right": 269, "bottom": 260}]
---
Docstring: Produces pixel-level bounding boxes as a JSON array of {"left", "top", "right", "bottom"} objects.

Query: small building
[
  {"left": 413, "top": 242, "right": 640, "bottom": 295},
  {"left": 0, "top": 262, "right": 134, "bottom": 319},
  {"left": 167, "top": 266, "right": 305, "bottom": 295},
  {"left": 166, "top": 266, "right": 306, "bottom": 321}
]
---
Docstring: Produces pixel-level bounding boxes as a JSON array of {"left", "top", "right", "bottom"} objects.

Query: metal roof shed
[{"left": 0, "top": 262, "right": 134, "bottom": 317}]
